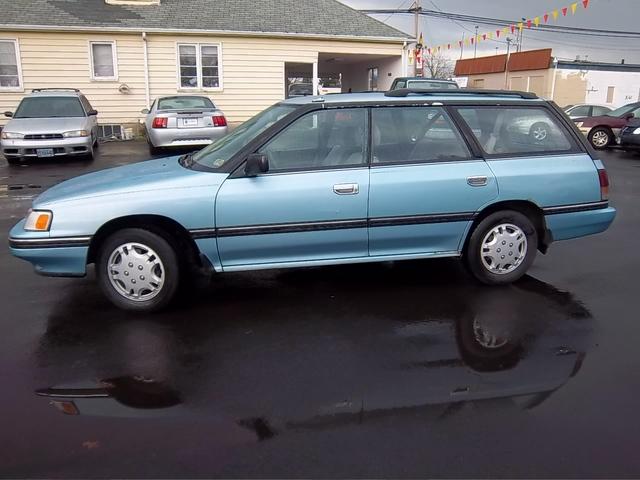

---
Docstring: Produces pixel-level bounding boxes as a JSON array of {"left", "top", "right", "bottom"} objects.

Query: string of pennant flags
[{"left": 420, "top": 0, "right": 591, "bottom": 56}]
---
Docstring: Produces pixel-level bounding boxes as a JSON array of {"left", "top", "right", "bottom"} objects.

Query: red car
[{"left": 574, "top": 102, "right": 640, "bottom": 149}]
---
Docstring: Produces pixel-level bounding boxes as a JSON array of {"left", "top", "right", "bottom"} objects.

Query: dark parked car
[
  {"left": 619, "top": 119, "right": 640, "bottom": 150},
  {"left": 574, "top": 102, "right": 640, "bottom": 149},
  {"left": 390, "top": 77, "right": 459, "bottom": 91}
]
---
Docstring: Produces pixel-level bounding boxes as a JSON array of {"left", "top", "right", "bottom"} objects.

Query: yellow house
[{"left": 0, "top": 0, "right": 409, "bottom": 133}]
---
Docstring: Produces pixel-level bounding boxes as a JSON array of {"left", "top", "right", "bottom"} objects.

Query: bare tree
[{"left": 422, "top": 51, "right": 454, "bottom": 79}]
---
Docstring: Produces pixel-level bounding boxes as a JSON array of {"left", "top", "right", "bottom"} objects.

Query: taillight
[
  {"left": 212, "top": 115, "right": 227, "bottom": 127},
  {"left": 152, "top": 117, "right": 168, "bottom": 128},
  {"left": 598, "top": 168, "right": 609, "bottom": 200}
]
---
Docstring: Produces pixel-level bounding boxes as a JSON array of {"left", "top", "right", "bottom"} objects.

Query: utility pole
[
  {"left": 460, "top": 32, "right": 465, "bottom": 60},
  {"left": 474, "top": 25, "right": 478, "bottom": 58},
  {"left": 412, "top": 0, "right": 422, "bottom": 76},
  {"left": 504, "top": 37, "right": 513, "bottom": 89}
]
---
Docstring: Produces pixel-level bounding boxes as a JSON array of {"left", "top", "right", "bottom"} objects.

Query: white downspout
[
  {"left": 142, "top": 32, "right": 150, "bottom": 108},
  {"left": 312, "top": 61, "right": 319, "bottom": 96}
]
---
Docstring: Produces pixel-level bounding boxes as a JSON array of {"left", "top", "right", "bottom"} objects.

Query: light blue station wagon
[{"left": 9, "top": 89, "right": 616, "bottom": 311}]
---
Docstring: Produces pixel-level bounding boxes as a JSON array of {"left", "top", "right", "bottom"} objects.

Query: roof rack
[
  {"left": 384, "top": 88, "right": 538, "bottom": 99},
  {"left": 31, "top": 88, "right": 80, "bottom": 93}
]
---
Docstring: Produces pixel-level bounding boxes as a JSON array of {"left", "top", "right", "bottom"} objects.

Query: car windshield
[
  {"left": 406, "top": 80, "right": 458, "bottom": 89},
  {"left": 13, "top": 97, "right": 85, "bottom": 118},
  {"left": 191, "top": 104, "right": 296, "bottom": 169},
  {"left": 606, "top": 104, "right": 639, "bottom": 117},
  {"left": 157, "top": 96, "right": 214, "bottom": 110}
]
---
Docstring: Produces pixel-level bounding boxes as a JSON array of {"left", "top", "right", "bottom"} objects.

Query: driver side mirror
[
  {"left": 141, "top": 108, "right": 150, "bottom": 114},
  {"left": 244, "top": 153, "right": 269, "bottom": 177},
  {"left": 87, "top": 109, "right": 98, "bottom": 116},
  {"left": 4, "top": 111, "right": 13, "bottom": 118},
  {"left": 625, "top": 112, "right": 635, "bottom": 120}
]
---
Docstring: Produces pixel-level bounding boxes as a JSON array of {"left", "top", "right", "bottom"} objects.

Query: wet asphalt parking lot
[{"left": 0, "top": 141, "right": 639, "bottom": 478}]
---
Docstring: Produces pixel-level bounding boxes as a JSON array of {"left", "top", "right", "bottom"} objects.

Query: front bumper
[
  {"left": 148, "top": 126, "right": 228, "bottom": 148},
  {"left": 1, "top": 136, "right": 93, "bottom": 159},
  {"left": 620, "top": 132, "right": 640, "bottom": 148},
  {"left": 8, "top": 220, "right": 89, "bottom": 277}
]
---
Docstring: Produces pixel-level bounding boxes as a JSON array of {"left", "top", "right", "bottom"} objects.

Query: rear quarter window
[{"left": 455, "top": 106, "right": 579, "bottom": 156}]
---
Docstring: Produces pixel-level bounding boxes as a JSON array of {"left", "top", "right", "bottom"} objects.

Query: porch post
[{"left": 313, "top": 61, "right": 319, "bottom": 95}]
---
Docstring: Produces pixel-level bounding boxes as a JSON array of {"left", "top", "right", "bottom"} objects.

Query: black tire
[
  {"left": 5, "top": 157, "right": 20, "bottom": 165},
  {"left": 96, "top": 228, "right": 180, "bottom": 312},
  {"left": 588, "top": 127, "right": 612, "bottom": 150},
  {"left": 529, "top": 122, "right": 549, "bottom": 143},
  {"left": 148, "top": 142, "right": 162, "bottom": 156},
  {"left": 464, "top": 210, "right": 538, "bottom": 285}
]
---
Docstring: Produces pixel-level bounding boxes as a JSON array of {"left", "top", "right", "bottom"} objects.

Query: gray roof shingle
[{"left": 0, "top": 0, "right": 409, "bottom": 40}]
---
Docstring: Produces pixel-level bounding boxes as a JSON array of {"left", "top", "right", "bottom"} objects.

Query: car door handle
[
  {"left": 467, "top": 176, "right": 488, "bottom": 187},
  {"left": 333, "top": 183, "right": 359, "bottom": 195}
]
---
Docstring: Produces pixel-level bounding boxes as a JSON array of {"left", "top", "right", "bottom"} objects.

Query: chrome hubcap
[
  {"left": 532, "top": 126, "right": 547, "bottom": 141},
  {"left": 481, "top": 223, "right": 527, "bottom": 275},
  {"left": 107, "top": 242, "right": 165, "bottom": 301},
  {"left": 592, "top": 130, "right": 609, "bottom": 147}
]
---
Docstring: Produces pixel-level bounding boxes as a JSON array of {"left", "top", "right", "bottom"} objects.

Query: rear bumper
[
  {"left": 1, "top": 137, "right": 92, "bottom": 158},
  {"left": 148, "top": 126, "right": 228, "bottom": 148},
  {"left": 545, "top": 206, "right": 616, "bottom": 241}
]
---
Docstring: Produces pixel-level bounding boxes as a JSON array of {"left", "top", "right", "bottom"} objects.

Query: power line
[{"left": 360, "top": 8, "right": 640, "bottom": 39}]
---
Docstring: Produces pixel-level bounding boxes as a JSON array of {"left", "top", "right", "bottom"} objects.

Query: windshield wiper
[{"left": 179, "top": 152, "right": 196, "bottom": 168}]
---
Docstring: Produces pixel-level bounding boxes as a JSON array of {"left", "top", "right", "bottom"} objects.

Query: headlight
[
  {"left": 24, "top": 209, "right": 53, "bottom": 232},
  {"left": 575, "top": 122, "right": 584, "bottom": 128},
  {"left": 634, "top": 128, "right": 640, "bottom": 135},
  {"left": 1, "top": 131, "right": 24, "bottom": 139},
  {"left": 62, "top": 130, "right": 89, "bottom": 138}
]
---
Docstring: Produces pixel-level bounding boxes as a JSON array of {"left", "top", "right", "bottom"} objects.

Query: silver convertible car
[
  {"left": 142, "top": 95, "right": 228, "bottom": 155},
  {"left": 9, "top": 89, "right": 615, "bottom": 312}
]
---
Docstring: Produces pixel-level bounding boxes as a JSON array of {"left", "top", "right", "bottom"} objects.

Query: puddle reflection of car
[{"left": 36, "top": 272, "right": 592, "bottom": 435}]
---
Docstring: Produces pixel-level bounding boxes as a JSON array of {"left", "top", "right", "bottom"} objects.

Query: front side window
[
  {"left": 259, "top": 108, "right": 367, "bottom": 172},
  {"left": 192, "top": 104, "right": 295, "bottom": 169},
  {"left": 0, "top": 39, "right": 21, "bottom": 89},
  {"left": 372, "top": 106, "right": 470, "bottom": 165},
  {"left": 456, "top": 107, "right": 575, "bottom": 155},
  {"left": 90, "top": 41, "right": 117, "bottom": 80},
  {"left": 178, "top": 44, "right": 221, "bottom": 89},
  {"left": 592, "top": 106, "right": 611, "bottom": 116},
  {"left": 14, "top": 97, "right": 85, "bottom": 118}
]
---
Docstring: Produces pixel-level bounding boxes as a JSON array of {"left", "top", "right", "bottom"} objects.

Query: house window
[
  {"left": 0, "top": 39, "right": 22, "bottom": 89},
  {"left": 367, "top": 67, "right": 378, "bottom": 91},
  {"left": 177, "top": 43, "right": 222, "bottom": 90},
  {"left": 607, "top": 86, "right": 615, "bottom": 103},
  {"left": 90, "top": 41, "right": 118, "bottom": 80}
]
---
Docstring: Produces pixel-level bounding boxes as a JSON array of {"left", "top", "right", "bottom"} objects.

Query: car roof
[
  {"left": 395, "top": 77, "right": 456, "bottom": 82},
  {"left": 281, "top": 91, "right": 546, "bottom": 106},
  {"left": 27, "top": 90, "right": 82, "bottom": 98}
]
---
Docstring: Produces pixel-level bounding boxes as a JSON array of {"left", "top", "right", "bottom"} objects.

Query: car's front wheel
[
  {"left": 465, "top": 210, "right": 538, "bottom": 285},
  {"left": 588, "top": 127, "right": 612, "bottom": 150},
  {"left": 97, "top": 228, "right": 180, "bottom": 312}
]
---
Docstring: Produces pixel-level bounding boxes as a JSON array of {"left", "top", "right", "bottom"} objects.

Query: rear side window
[
  {"left": 372, "top": 106, "right": 471, "bottom": 165},
  {"left": 158, "top": 96, "right": 214, "bottom": 110},
  {"left": 569, "top": 105, "right": 590, "bottom": 117},
  {"left": 456, "top": 107, "right": 577, "bottom": 156}
]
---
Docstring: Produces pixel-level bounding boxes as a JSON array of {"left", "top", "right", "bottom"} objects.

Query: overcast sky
[{"left": 341, "top": 0, "right": 640, "bottom": 63}]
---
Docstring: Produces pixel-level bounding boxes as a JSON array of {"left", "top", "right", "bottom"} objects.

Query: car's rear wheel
[
  {"left": 148, "top": 142, "right": 162, "bottom": 156},
  {"left": 589, "top": 127, "right": 612, "bottom": 149},
  {"left": 465, "top": 210, "right": 538, "bottom": 285},
  {"left": 97, "top": 228, "right": 180, "bottom": 312}
]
